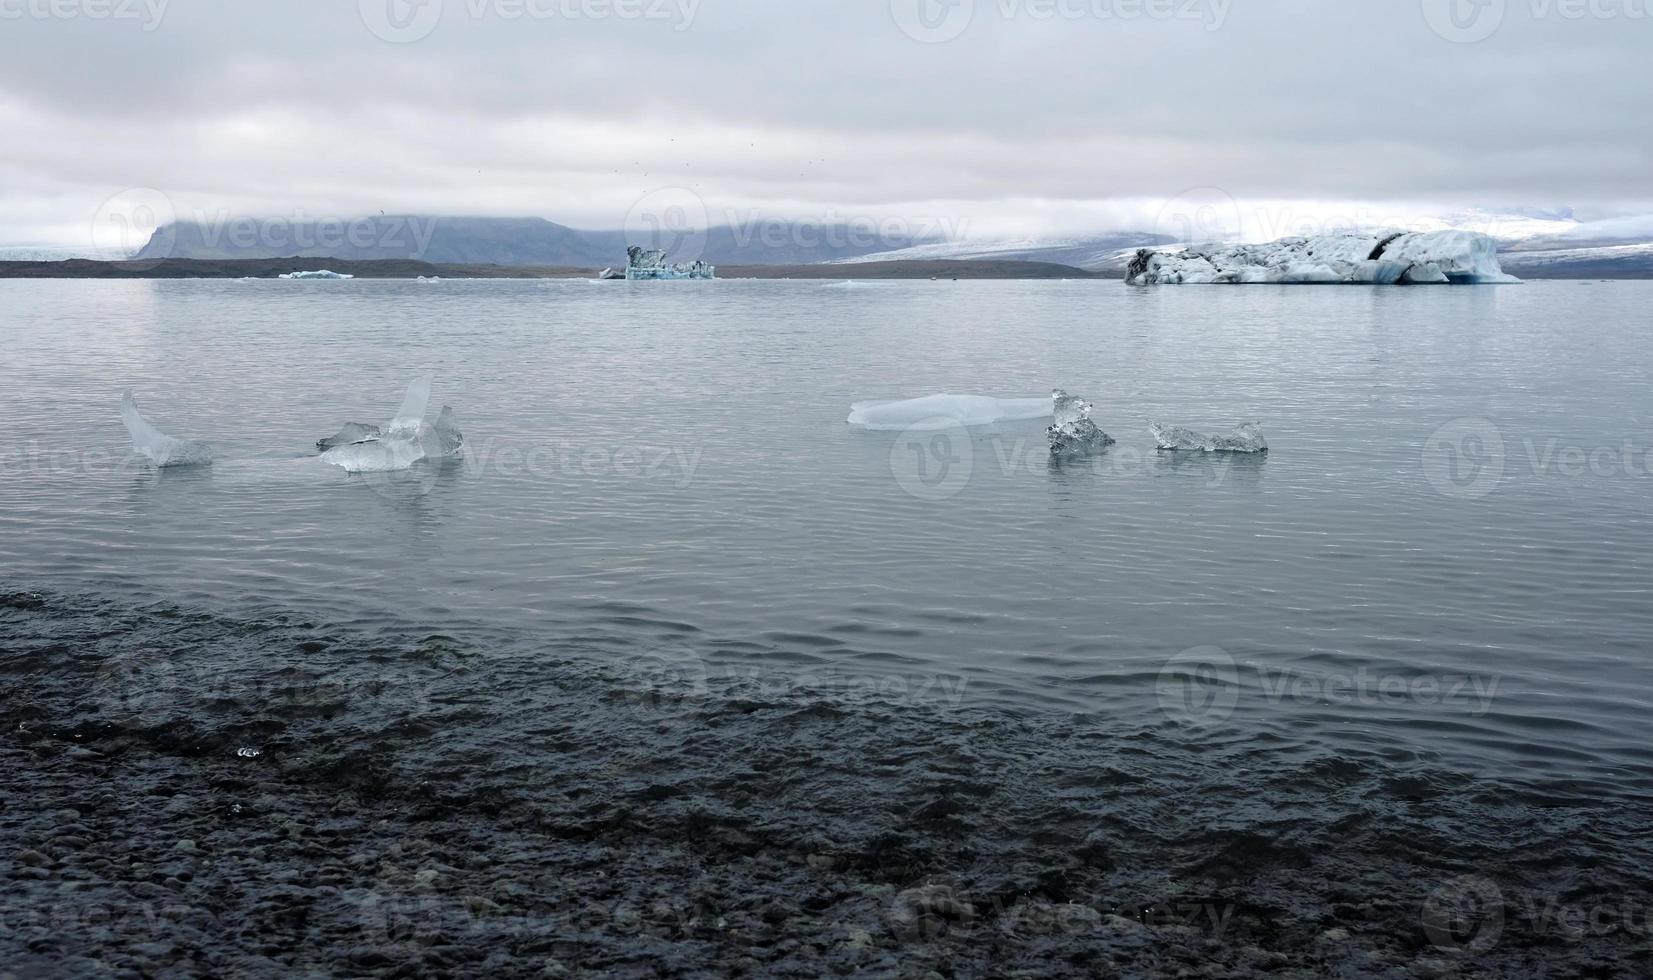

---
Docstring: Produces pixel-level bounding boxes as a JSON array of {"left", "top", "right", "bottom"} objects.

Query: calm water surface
[{"left": 4, "top": 278, "right": 1651, "bottom": 795}]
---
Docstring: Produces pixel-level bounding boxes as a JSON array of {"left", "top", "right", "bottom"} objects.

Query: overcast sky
[{"left": 2, "top": 0, "right": 1649, "bottom": 249}]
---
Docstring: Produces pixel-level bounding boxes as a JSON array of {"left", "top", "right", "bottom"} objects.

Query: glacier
[
  {"left": 1149, "top": 421, "right": 1268, "bottom": 454},
  {"left": 847, "top": 394, "right": 1052, "bottom": 431},
  {"left": 1126, "top": 231, "right": 1518, "bottom": 286},
  {"left": 623, "top": 246, "right": 715, "bottom": 281},
  {"left": 120, "top": 392, "right": 213, "bottom": 467},
  {"left": 279, "top": 270, "right": 354, "bottom": 280},
  {"left": 318, "top": 376, "right": 464, "bottom": 473},
  {"left": 1047, "top": 390, "right": 1115, "bottom": 458}
]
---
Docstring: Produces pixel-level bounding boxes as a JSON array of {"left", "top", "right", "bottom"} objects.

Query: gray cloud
[{"left": 2, "top": 0, "right": 1649, "bottom": 247}]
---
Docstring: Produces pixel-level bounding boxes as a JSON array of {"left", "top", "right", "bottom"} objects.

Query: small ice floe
[
  {"left": 120, "top": 392, "right": 213, "bottom": 467},
  {"left": 318, "top": 375, "right": 465, "bottom": 473},
  {"left": 236, "top": 747, "right": 261, "bottom": 759},
  {"left": 415, "top": 276, "right": 441, "bottom": 282},
  {"left": 1046, "top": 390, "right": 1114, "bottom": 458},
  {"left": 847, "top": 394, "right": 1051, "bottom": 431},
  {"left": 1149, "top": 420, "right": 1268, "bottom": 453},
  {"left": 279, "top": 270, "right": 354, "bottom": 280}
]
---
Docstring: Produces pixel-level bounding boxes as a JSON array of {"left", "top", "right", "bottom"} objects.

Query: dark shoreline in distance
[
  {"left": 0, "top": 257, "right": 1102, "bottom": 280},
  {"left": 0, "top": 256, "right": 1637, "bottom": 280}
]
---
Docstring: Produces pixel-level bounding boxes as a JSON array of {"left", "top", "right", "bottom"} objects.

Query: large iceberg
[
  {"left": 623, "top": 246, "right": 715, "bottom": 281},
  {"left": 120, "top": 392, "right": 213, "bottom": 467},
  {"left": 1047, "top": 390, "right": 1115, "bottom": 458},
  {"left": 1149, "top": 421, "right": 1268, "bottom": 453},
  {"left": 1126, "top": 231, "right": 1519, "bottom": 285},
  {"left": 847, "top": 394, "right": 1052, "bottom": 431},
  {"left": 319, "top": 376, "right": 464, "bottom": 473}
]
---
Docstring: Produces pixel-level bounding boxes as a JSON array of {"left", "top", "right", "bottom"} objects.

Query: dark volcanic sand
[{"left": 2, "top": 590, "right": 1650, "bottom": 978}]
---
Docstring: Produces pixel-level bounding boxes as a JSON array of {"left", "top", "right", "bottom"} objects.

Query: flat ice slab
[
  {"left": 279, "top": 270, "right": 354, "bottom": 280},
  {"left": 847, "top": 394, "right": 1052, "bottom": 430},
  {"left": 1149, "top": 421, "right": 1268, "bottom": 453}
]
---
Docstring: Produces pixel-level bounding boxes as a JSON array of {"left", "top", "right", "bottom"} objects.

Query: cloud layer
[{"left": 2, "top": 0, "right": 1649, "bottom": 247}]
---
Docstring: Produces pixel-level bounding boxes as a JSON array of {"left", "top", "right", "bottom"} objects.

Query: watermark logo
[
  {"left": 1152, "top": 186, "right": 1242, "bottom": 245},
  {"left": 612, "top": 645, "right": 709, "bottom": 717},
  {"left": 890, "top": 0, "right": 975, "bottom": 42},
  {"left": 91, "top": 188, "right": 175, "bottom": 267},
  {"left": 1423, "top": 418, "right": 1506, "bottom": 499},
  {"left": 1421, "top": 0, "right": 1507, "bottom": 41},
  {"left": 359, "top": 0, "right": 443, "bottom": 42},
  {"left": 624, "top": 187, "right": 710, "bottom": 265},
  {"left": 92, "top": 650, "right": 182, "bottom": 729},
  {"left": 890, "top": 419, "right": 975, "bottom": 501},
  {"left": 1156, "top": 645, "right": 1240, "bottom": 725},
  {"left": 1422, "top": 876, "right": 1506, "bottom": 953}
]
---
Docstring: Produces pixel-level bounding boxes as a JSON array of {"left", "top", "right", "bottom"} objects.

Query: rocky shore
[{"left": 3, "top": 589, "right": 1649, "bottom": 978}]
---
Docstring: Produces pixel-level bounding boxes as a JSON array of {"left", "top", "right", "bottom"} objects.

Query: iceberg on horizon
[
  {"left": 623, "top": 245, "right": 715, "bottom": 281},
  {"left": 1149, "top": 420, "right": 1268, "bottom": 453},
  {"left": 120, "top": 392, "right": 213, "bottom": 467},
  {"left": 279, "top": 270, "right": 354, "bottom": 280},
  {"left": 1047, "top": 390, "right": 1115, "bottom": 458},
  {"left": 319, "top": 376, "right": 464, "bottom": 473},
  {"left": 847, "top": 394, "right": 1052, "bottom": 431},
  {"left": 1126, "top": 231, "right": 1519, "bottom": 286}
]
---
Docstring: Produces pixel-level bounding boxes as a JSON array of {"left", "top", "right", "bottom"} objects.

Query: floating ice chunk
[
  {"left": 319, "top": 375, "right": 463, "bottom": 474},
  {"left": 847, "top": 394, "right": 1052, "bottom": 431},
  {"left": 1127, "top": 231, "right": 1519, "bottom": 286},
  {"left": 319, "top": 435, "right": 428, "bottom": 473},
  {"left": 317, "top": 423, "right": 381, "bottom": 452},
  {"left": 1047, "top": 390, "right": 1115, "bottom": 458},
  {"left": 624, "top": 245, "right": 715, "bottom": 280},
  {"left": 279, "top": 270, "right": 354, "bottom": 280},
  {"left": 415, "top": 276, "right": 441, "bottom": 282},
  {"left": 1149, "top": 421, "right": 1268, "bottom": 453},
  {"left": 120, "top": 392, "right": 213, "bottom": 467}
]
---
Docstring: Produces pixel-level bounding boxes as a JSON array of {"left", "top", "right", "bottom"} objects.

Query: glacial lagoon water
[
  {"left": 5, "top": 277, "right": 1653, "bottom": 973},
  {"left": 4, "top": 278, "right": 1653, "bottom": 790}
]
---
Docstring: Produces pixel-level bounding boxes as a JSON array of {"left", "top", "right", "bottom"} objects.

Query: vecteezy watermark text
[
  {"left": 891, "top": 0, "right": 1232, "bottom": 43},
  {"left": 359, "top": 0, "right": 700, "bottom": 43},
  {"left": 1157, "top": 646, "right": 1500, "bottom": 726},
  {"left": 0, "top": 0, "right": 168, "bottom": 29}
]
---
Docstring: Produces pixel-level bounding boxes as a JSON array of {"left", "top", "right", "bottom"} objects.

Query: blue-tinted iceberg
[
  {"left": 319, "top": 376, "right": 464, "bottom": 473},
  {"left": 1149, "top": 421, "right": 1268, "bottom": 453},
  {"left": 1126, "top": 231, "right": 1518, "bottom": 285},
  {"left": 624, "top": 246, "right": 715, "bottom": 281},
  {"left": 120, "top": 392, "right": 213, "bottom": 467},
  {"left": 847, "top": 394, "right": 1052, "bottom": 431},
  {"left": 1047, "top": 390, "right": 1115, "bottom": 457},
  {"left": 279, "top": 270, "right": 354, "bottom": 280}
]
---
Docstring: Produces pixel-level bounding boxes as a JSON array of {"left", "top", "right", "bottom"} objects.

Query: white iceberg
[
  {"left": 1126, "top": 231, "right": 1519, "bottom": 286},
  {"left": 120, "top": 392, "right": 213, "bottom": 467},
  {"left": 1149, "top": 421, "right": 1268, "bottom": 453},
  {"left": 1047, "top": 390, "right": 1115, "bottom": 458},
  {"left": 279, "top": 270, "right": 354, "bottom": 280},
  {"left": 319, "top": 376, "right": 464, "bottom": 473},
  {"left": 847, "top": 394, "right": 1052, "bottom": 431}
]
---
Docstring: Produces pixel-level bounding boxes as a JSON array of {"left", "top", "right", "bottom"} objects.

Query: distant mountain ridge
[{"left": 133, "top": 215, "right": 940, "bottom": 267}]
